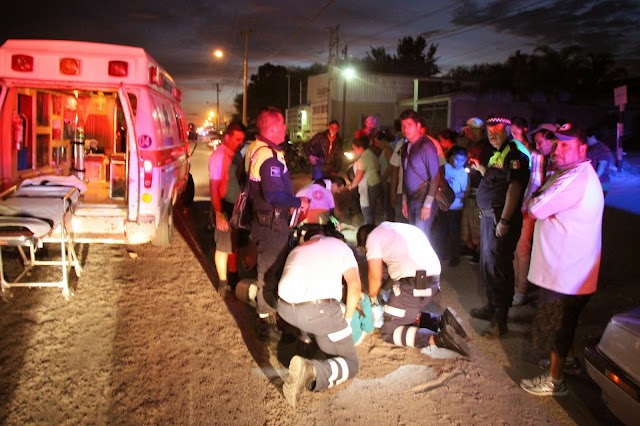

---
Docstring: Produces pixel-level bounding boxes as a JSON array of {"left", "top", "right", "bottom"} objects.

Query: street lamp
[
  {"left": 212, "top": 49, "right": 224, "bottom": 130},
  {"left": 342, "top": 67, "right": 355, "bottom": 135}
]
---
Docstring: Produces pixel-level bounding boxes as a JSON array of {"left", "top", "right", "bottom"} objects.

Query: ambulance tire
[
  {"left": 152, "top": 204, "right": 173, "bottom": 246},
  {"left": 182, "top": 173, "right": 195, "bottom": 207}
]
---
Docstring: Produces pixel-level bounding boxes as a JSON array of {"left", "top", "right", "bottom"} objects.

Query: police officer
[
  {"left": 469, "top": 115, "right": 530, "bottom": 338},
  {"left": 245, "top": 106, "right": 310, "bottom": 340},
  {"left": 278, "top": 226, "right": 361, "bottom": 408},
  {"left": 356, "top": 222, "right": 469, "bottom": 356}
]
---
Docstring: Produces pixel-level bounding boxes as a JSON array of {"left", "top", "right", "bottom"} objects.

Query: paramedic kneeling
[
  {"left": 278, "top": 226, "right": 362, "bottom": 408},
  {"left": 356, "top": 222, "right": 469, "bottom": 356}
]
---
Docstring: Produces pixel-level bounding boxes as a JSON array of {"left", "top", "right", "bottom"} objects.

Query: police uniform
[
  {"left": 245, "top": 137, "right": 301, "bottom": 317},
  {"left": 277, "top": 235, "right": 359, "bottom": 390},
  {"left": 475, "top": 138, "right": 530, "bottom": 314},
  {"left": 365, "top": 222, "right": 442, "bottom": 347}
]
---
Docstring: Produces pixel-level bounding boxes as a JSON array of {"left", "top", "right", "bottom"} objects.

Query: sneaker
[
  {"left": 512, "top": 291, "right": 527, "bottom": 306},
  {"left": 441, "top": 307, "right": 468, "bottom": 339},
  {"left": 520, "top": 372, "right": 568, "bottom": 396},
  {"left": 284, "top": 355, "right": 316, "bottom": 408},
  {"left": 218, "top": 280, "right": 229, "bottom": 298},
  {"left": 421, "top": 344, "right": 458, "bottom": 359},
  {"left": 538, "top": 357, "right": 583, "bottom": 375},
  {"left": 435, "top": 324, "right": 470, "bottom": 357},
  {"left": 470, "top": 305, "right": 494, "bottom": 321}
]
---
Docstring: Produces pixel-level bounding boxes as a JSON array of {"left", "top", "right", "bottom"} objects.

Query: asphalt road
[{"left": 178, "top": 139, "right": 639, "bottom": 425}]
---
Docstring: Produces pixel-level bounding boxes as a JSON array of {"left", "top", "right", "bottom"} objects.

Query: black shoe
[
  {"left": 470, "top": 305, "right": 494, "bottom": 321},
  {"left": 481, "top": 309, "right": 508, "bottom": 338},
  {"left": 284, "top": 355, "right": 316, "bottom": 408},
  {"left": 257, "top": 316, "right": 282, "bottom": 341},
  {"left": 441, "top": 307, "right": 468, "bottom": 339},
  {"left": 218, "top": 280, "right": 229, "bottom": 298},
  {"left": 435, "top": 324, "right": 470, "bottom": 356}
]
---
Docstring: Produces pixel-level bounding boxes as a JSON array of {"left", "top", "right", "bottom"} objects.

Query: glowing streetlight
[{"left": 213, "top": 49, "right": 223, "bottom": 59}]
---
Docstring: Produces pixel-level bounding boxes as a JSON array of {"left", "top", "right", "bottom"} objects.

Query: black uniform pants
[
  {"left": 250, "top": 216, "right": 290, "bottom": 316},
  {"left": 479, "top": 211, "right": 522, "bottom": 309}
]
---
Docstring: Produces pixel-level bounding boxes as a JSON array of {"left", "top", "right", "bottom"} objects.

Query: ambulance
[{"left": 0, "top": 39, "right": 190, "bottom": 245}]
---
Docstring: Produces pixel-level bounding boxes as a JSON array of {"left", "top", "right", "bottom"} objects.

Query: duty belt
[
  {"left": 279, "top": 298, "right": 334, "bottom": 307},
  {"left": 398, "top": 275, "right": 440, "bottom": 286}
]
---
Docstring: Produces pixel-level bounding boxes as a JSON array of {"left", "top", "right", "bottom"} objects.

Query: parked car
[{"left": 584, "top": 306, "right": 640, "bottom": 425}]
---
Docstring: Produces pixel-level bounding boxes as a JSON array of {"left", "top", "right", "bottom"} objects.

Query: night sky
[{"left": 2, "top": 0, "right": 639, "bottom": 124}]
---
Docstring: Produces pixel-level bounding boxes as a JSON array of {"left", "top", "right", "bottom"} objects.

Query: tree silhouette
[{"left": 359, "top": 35, "right": 440, "bottom": 76}]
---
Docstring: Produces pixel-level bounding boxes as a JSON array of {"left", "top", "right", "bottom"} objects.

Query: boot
[
  {"left": 470, "top": 304, "right": 494, "bottom": 321},
  {"left": 481, "top": 308, "right": 508, "bottom": 338},
  {"left": 257, "top": 312, "right": 282, "bottom": 342}
]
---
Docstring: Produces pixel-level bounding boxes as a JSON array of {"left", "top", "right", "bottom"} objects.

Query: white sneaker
[
  {"left": 520, "top": 371, "right": 568, "bottom": 396},
  {"left": 512, "top": 291, "right": 527, "bottom": 306}
]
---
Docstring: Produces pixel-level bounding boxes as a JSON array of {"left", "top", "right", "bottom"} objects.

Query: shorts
[
  {"left": 214, "top": 200, "right": 236, "bottom": 254},
  {"left": 532, "top": 287, "right": 591, "bottom": 358}
]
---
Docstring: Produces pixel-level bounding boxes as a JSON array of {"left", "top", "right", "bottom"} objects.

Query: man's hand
[
  {"left": 420, "top": 205, "right": 432, "bottom": 221},
  {"left": 495, "top": 220, "right": 509, "bottom": 237},
  {"left": 402, "top": 202, "right": 409, "bottom": 219},
  {"left": 299, "top": 196, "right": 310, "bottom": 214},
  {"left": 309, "top": 154, "right": 319, "bottom": 165},
  {"left": 214, "top": 211, "right": 229, "bottom": 232}
]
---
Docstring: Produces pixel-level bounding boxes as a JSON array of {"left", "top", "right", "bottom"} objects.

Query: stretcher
[{"left": 0, "top": 176, "right": 86, "bottom": 301}]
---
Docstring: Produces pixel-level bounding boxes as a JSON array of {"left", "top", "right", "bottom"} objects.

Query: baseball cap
[
  {"left": 552, "top": 122, "right": 587, "bottom": 144},
  {"left": 485, "top": 115, "right": 511, "bottom": 126},
  {"left": 464, "top": 117, "right": 483, "bottom": 129},
  {"left": 529, "top": 123, "right": 557, "bottom": 136}
]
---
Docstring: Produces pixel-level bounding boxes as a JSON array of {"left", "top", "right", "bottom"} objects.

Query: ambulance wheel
[
  {"left": 152, "top": 204, "right": 173, "bottom": 246},
  {"left": 182, "top": 173, "right": 195, "bottom": 207}
]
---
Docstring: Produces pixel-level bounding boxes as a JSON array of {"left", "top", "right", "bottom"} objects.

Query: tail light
[
  {"left": 108, "top": 60, "right": 129, "bottom": 77},
  {"left": 60, "top": 58, "right": 81, "bottom": 75},
  {"left": 12, "top": 55, "right": 34, "bottom": 72},
  {"left": 143, "top": 160, "right": 153, "bottom": 188}
]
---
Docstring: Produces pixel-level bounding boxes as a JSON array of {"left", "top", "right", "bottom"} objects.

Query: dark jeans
[
  {"left": 479, "top": 210, "right": 522, "bottom": 309},
  {"left": 437, "top": 209, "right": 462, "bottom": 260},
  {"left": 362, "top": 183, "right": 383, "bottom": 225}
]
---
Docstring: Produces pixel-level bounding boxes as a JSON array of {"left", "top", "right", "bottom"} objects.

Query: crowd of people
[{"left": 207, "top": 105, "right": 610, "bottom": 407}]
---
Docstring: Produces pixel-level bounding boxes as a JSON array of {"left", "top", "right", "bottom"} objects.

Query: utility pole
[
  {"left": 215, "top": 82, "right": 221, "bottom": 130},
  {"left": 241, "top": 28, "right": 251, "bottom": 126},
  {"left": 341, "top": 44, "right": 348, "bottom": 133},
  {"left": 326, "top": 25, "right": 339, "bottom": 125}
]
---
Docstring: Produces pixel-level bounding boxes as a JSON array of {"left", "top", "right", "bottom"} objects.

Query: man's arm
[
  {"left": 496, "top": 180, "right": 524, "bottom": 237},
  {"left": 367, "top": 258, "right": 384, "bottom": 301},
  {"left": 342, "top": 266, "right": 362, "bottom": 320},
  {"left": 210, "top": 179, "right": 229, "bottom": 231}
]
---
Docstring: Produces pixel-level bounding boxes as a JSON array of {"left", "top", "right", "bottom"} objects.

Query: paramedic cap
[
  {"left": 464, "top": 117, "right": 483, "bottom": 129},
  {"left": 552, "top": 123, "right": 587, "bottom": 144},
  {"left": 485, "top": 115, "right": 511, "bottom": 126}
]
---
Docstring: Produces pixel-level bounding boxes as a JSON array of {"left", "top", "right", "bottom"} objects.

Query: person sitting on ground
[
  {"left": 295, "top": 179, "right": 336, "bottom": 225},
  {"left": 356, "top": 221, "right": 470, "bottom": 358},
  {"left": 278, "top": 226, "right": 362, "bottom": 408}
]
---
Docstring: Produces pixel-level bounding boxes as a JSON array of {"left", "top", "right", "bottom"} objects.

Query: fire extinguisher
[{"left": 13, "top": 112, "right": 24, "bottom": 151}]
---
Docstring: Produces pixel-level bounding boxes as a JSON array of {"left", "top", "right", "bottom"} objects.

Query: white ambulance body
[{"left": 0, "top": 39, "right": 190, "bottom": 245}]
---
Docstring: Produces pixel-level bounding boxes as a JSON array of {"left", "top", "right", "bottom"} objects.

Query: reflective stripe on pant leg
[
  {"left": 326, "top": 357, "right": 350, "bottom": 388},
  {"left": 392, "top": 325, "right": 419, "bottom": 347}
]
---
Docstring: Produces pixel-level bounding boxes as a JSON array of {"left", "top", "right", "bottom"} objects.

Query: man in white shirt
[
  {"left": 278, "top": 228, "right": 362, "bottom": 408},
  {"left": 357, "top": 222, "right": 469, "bottom": 357},
  {"left": 519, "top": 123, "right": 604, "bottom": 397}
]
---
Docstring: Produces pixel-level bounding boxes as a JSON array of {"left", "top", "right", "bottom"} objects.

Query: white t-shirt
[
  {"left": 278, "top": 235, "right": 358, "bottom": 303},
  {"left": 365, "top": 221, "right": 441, "bottom": 280},
  {"left": 528, "top": 161, "right": 604, "bottom": 295},
  {"left": 296, "top": 183, "right": 335, "bottom": 224},
  {"left": 444, "top": 163, "right": 468, "bottom": 211}
]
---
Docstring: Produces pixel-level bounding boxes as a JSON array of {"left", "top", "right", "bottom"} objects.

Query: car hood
[{"left": 597, "top": 306, "right": 640, "bottom": 384}]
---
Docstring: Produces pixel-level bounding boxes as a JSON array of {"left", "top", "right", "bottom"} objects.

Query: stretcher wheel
[
  {"left": 62, "top": 287, "right": 74, "bottom": 301},
  {"left": 1, "top": 289, "right": 14, "bottom": 303}
]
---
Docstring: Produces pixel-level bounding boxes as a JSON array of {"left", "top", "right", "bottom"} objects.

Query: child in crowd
[{"left": 440, "top": 146, "right": 469, "bottom": 267}]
